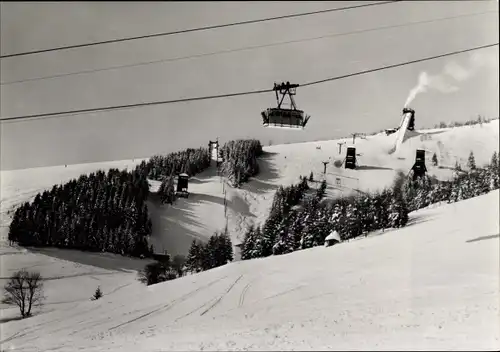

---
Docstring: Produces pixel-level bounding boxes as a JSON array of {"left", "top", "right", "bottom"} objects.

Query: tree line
[
  {"left": 241, "top": 151, "right": 499, "bottom": 260},
  {"left": 136, "top": 147, "right": 212, "bottom": 181},
  {"left": 433, "top": 115, "right": 496, "bottom": 129}
]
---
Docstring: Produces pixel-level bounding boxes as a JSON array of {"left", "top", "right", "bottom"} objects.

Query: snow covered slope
[
  {"left": 1, "top": 120, "right": 498, "bottom": 255},
  {"left": 1, "top": 190, "right": 498, "bottom": 351}
]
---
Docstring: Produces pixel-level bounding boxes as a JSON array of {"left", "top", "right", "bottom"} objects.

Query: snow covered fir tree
[{"left": 185, "top": 230, "right": 234, "bottom": 273}]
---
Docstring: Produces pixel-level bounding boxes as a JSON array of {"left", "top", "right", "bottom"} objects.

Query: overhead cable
[
  {"left": 1, "top": 42, "right": 497, "bottom": 123},
  {"left": 0, "top": 1, "right": 400, "bottom": 59},
  {"left": 2, "top": 10, "right": 495, "bottom": 86}
]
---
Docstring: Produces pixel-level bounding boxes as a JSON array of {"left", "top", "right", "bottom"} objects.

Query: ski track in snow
[
  {"left": 108, "top": 274, "right": 230, "bottom": 331},
  {"left": 200, "top": 274, "right": 244, "bottom": 316}
]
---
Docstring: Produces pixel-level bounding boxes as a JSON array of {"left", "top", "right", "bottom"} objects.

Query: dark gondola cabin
[
  {"left": 411, "top": 149, "right": 427, "bottom": 180},
  {"left": 345, "top": 147, "right": 357, "bottom": 170},
  {"left": 176, "top": 173, "right": 189, "bottom": 198},
  {"left": 261, "top": 108, "right": 308, "bottom": 129},
  {"left": 262, "top": 82, "right": 310, "bottom": 129}
]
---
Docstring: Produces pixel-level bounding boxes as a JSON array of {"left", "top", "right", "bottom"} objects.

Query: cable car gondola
[{"left": 261, "top": 81, "right": 310, "bottom": 129}]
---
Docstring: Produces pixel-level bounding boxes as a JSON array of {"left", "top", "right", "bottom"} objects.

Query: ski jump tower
[{"left": 390, "top": 107, "right": 416, "bottom": 154}]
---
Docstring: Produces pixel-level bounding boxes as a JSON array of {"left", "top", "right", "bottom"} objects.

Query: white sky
[{"left": 1, "top": 1, "right": 498, "bottom": 170}]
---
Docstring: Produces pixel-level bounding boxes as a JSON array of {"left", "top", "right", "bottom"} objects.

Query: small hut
[{"left": 324, "top": 231, "right": 341, "bottom": 247}]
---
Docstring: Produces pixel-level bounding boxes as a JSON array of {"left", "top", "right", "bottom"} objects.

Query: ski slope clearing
[
  {"left": 1, "top": 120, "right": 498, "bottom": 255},
  {"left": 1, "top": 190, "right": 498, "bottom": 351},
  {"left": 0, "top": 242, "right": 149, "bottom": 326}
]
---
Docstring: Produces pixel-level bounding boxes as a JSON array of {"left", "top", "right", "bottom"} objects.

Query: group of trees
[
  {"left": 241, "top": 175, "right": 338, "bottom": 259},
  {"left": 403, "top": 151, "right": 499, "bottom": 210},
  {"left": 185, "top": 231, "right": 234, "bottom": 274},
  {"left": 8, "top": 168, "right": 153, "bottom": 257},
  {"left": 219, "top": 139, "right": 263, "bottom": 186},
  {"left": 138, "top": 230, "right": 234, "bottom": 286},
  {"left": 135, "top": 148, "right": 212, "bottom": 206},
  {"left": 242, "top": 175, "right": 409, "bottom": 260},
  {"left": 241, "top": 150, "right": 499, "bottom": 261},
  {"left": 137, "top": 148, "right": 211, "bottom": 181}
]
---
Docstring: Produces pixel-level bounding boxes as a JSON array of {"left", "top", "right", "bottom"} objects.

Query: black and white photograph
[{"left": 0, "top": 1, "right": 498, "bottom": 351}]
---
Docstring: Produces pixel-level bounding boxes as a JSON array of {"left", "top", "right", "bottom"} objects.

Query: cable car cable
[
  {"left": 0, "top": 1, "right": 400, "bottom": 59},
  {"left": 0, "top": 42, "right": 497, "bottom": 123},
  {"left": 2, "top": 9, "right": 494, "bottom": 86},
  {"left": 300, "top": 43, "right": 498, "bottom": 88}
]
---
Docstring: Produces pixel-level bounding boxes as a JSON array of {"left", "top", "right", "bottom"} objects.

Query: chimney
[{"left": 402, "top": 107, "right": 415, "bottom": 131}]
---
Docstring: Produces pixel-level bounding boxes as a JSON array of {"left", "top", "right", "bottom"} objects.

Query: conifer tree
[
  {"left": 489, "top": 151, "right": 499, "bottom": 190},
  {"left": 91, "top": 286, "right": 103, "bottom": 301},
  {"left": 241, "top": 224, "right": 257, "bottom": 260},
  {"left": 186, "top": 240, "right": 203, "bottom": 273},
  {"left": 432, "top": 153, "right": 438, "bottom": 166},
  {"left": 260, "top": 211, "right": 282, "bottom": 257},
  {"left": 217, "top": 231, "right": 234, "bottom": 265},
  {"left": 316, "top": 180, "right": 327, "bottom": 200},
  {"left": 467, "top": 151, "right": 476, "bottom": 170}
]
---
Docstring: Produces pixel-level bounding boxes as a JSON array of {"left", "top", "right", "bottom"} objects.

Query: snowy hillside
[
  {"left": 2, "top": 120, "right": 497, "bottom": 256},
  {"left": 1, "top": 190, "right": 498, "bottom": 351},
  {"left": 0, "top": 119, "right": 498, "bottom": 351}
]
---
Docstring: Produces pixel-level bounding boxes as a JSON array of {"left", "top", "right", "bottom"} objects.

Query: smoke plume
[{"left": 404, "top": 51, "right": 494, "bottom": 108}]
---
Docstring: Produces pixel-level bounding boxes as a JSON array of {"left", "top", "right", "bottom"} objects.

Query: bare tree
[{"left": 2, "top": 270, "right": 44, "bottom": 318}]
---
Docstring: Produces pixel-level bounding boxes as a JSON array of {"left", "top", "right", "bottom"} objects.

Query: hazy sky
[{"left": 1, "top": 1, "right": 498, "bottom": 170}]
